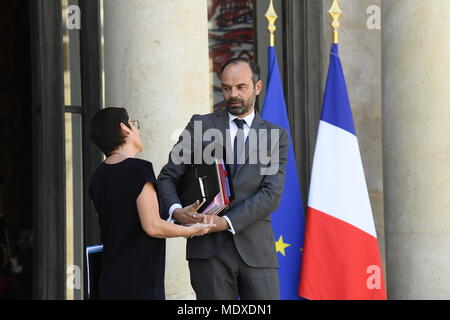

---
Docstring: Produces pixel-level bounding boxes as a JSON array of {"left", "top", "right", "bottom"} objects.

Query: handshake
[{"left": 173, "top": 200, "right": 231, "bottom": 237}]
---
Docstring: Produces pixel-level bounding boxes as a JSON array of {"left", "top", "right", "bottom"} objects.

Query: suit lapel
[{"left": 212, "top": 109, "right": 234, "bottom": 170}]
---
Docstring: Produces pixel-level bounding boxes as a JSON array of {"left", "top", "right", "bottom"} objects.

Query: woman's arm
[{"left": 137, "top": 182, "right": 213, "bottom": 238}]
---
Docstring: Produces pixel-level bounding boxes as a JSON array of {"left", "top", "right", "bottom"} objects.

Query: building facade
[{"left": 0, "top": 0, "right": 449, "bottom": 299}]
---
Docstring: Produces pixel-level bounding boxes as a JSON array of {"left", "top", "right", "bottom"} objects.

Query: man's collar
[{"left": 228, "top": 109, "right": 255, "bottom": 127}]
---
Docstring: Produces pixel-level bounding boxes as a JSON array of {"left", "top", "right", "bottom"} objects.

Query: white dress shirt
[
  {"left": 228, "top": 110, "right": 255, "bottom": 152},
  {"left": 167, "top": 110, "right": 256, "bottom": 235}
]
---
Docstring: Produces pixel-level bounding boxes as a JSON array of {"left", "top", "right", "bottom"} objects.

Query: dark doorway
[{"left": 0, "top": 0, "right": 33, "bottom": 299}]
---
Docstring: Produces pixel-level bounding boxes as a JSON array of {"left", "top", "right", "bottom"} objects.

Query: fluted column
[
  {"left": 103, "top": 0, "right": 210, "bottom": 299},
  {"left": 382, "top": 0, "right": 450, "bottom": 299}
]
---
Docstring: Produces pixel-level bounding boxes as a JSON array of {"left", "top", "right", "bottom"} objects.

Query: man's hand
[
  {"left": 173, "top": 201, "right": 231, "bottom": 232},
  {"left": 208, "top": 215, "right": 231, "bottom": 233},
  {"left": 173, "top": 200, "right": 205, "bottom": 225}
]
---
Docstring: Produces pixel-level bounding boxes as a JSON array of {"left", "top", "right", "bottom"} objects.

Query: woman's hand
[{"left": 187, "top": 215, "right": 216, "bottom": 237}]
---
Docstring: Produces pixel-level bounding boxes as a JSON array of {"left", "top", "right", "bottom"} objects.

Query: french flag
[{"left": 299, "top": 44, "right": 387, "bottom": 300}]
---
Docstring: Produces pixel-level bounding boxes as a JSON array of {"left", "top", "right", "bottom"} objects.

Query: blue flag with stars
[{"left": 261, "top": 47, "right": 305, "bottom": 300}]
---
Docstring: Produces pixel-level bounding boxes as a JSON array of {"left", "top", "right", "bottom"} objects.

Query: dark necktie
[{"left": 233, "top": 118, "right": 246, "bottom": 174}]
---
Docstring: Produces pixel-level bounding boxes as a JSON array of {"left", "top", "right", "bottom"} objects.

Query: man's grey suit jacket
[{"left": 157, "top": 108, "right": 289, "bottom": 268}]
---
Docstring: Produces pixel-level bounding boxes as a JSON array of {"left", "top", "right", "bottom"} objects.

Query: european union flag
[{"left": 261, "top": 47, "right": 305, "bottom": 300}]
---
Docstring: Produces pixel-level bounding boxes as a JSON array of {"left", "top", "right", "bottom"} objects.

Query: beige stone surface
[
  {"left": 103, "top": 0, "right": 210, "bottom": 300},
  {"left": 382, "top": 0, "right": 450, "bottom": 299}
]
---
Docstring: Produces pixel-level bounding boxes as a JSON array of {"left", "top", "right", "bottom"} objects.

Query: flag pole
[
  {"left": 265, "top": 0, "right": 278, "bottom": 47},
  {"left": 329, "top": 0, "right": 342, "bottom": 44}
]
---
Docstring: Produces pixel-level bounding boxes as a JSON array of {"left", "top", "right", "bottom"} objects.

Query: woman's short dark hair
[
  {"left": 220, "top": 57, "right": 261, "bottom": 86},
  {"left": 89, "top": 107, "right": 132, "bottom": 156}
]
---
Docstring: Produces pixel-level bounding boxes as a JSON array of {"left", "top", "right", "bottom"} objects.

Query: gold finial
[
  {"left": 265, "top": 0, "right": 278, "bottom": 47},
  {"left": 329, "top": 0, "right": 342, "bottom": 44}
]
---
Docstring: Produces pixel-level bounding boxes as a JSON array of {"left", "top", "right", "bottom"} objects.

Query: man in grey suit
[{"left": 157, "top": 58, "right": 289, "bottom": 300}]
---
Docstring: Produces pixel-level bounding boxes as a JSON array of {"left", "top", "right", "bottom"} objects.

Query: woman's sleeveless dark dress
[{"left": 89, "top": 158, "right": 165, "bottom": 300}]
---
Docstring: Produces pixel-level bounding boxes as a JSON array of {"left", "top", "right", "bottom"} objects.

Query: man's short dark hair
[
  {"left": 89, "top": 107, "right": 132, "bottom": 157},
  {"left": 220, "top": 57, "right": 261, "bottom": 85}
]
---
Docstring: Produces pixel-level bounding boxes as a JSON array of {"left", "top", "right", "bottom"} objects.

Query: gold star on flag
[{"left": 275, "top": 235, "right": 291, "bottom": 256}]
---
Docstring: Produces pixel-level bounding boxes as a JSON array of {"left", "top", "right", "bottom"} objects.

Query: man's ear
[
  {"left": 255, "top": 80, "right": 263, "bottom": 96},
  {"left": 120, "top": 122, "right": 132, "bottom": 136}
]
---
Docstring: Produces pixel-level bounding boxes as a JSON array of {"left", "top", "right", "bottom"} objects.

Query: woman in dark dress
[{"left": 88, "top": 107, "right": 213, "bottom": 300}]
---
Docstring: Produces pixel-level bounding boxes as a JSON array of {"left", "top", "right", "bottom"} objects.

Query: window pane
[
  {"left": 65, "top": 112, "right": 84, "bottom": 300},
  {"left": 62, "top": 0, "right": 82, "bottom": 107},
  {"left": 100, "top": 0, "right": 106, "bottom": 109},
  {"left": 208, "top": 0, "right": 255, "bottom": 111}
]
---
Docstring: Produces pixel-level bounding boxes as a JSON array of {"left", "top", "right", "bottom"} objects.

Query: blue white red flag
[{"left": 299, "top": 44, "right": 387, "bottom": 300}]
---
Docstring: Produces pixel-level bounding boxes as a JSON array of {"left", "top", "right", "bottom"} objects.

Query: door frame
[{"left": 30, "top": 0, "right": 102, "bottom": 299}]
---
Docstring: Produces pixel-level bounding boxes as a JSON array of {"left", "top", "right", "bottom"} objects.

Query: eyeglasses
[{"left": 130, "top": 120, "right": 140, "bottom": 130}]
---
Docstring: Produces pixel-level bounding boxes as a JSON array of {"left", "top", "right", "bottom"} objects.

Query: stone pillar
[
  {"left": 382, "top": 0, "right": 450, "bottom": 299},
  {"left": 103, "top": 0, "right": 210, "bottom": 299}
]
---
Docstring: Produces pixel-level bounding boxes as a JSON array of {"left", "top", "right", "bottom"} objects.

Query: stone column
[
  {"left": 382, "top": 0, "right": 450, "bottom": 299},
  {"left": 103, "top": 0, "right": 211, "bottom": 299}
]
